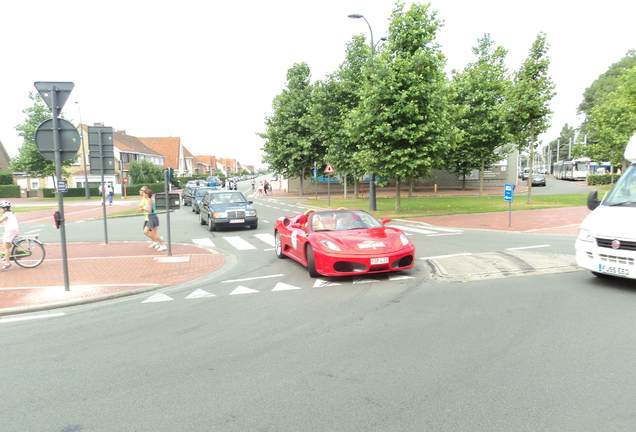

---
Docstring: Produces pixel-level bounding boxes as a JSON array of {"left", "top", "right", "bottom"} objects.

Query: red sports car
[{"left": 274, "top": 209, "right": 416, "bottom": 277}]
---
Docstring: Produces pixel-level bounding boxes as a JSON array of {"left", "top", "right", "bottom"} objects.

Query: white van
[{"left": 575, "top": 133, "right": 636, "bottom": 279}]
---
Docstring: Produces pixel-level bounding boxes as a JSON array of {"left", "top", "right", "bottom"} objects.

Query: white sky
[{"left": 1, "top": 0, "right": 634, "bottom": 168}]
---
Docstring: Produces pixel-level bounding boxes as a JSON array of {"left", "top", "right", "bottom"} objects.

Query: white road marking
[
  {"left": 313, "top": 279, "right": 341, "bottom": 287},
  {"left": 254, "top": 233, "right": 276, "bottom": 247},
  {"left": 223, "top": 236, "right": 257, "bottom": 250},
  {"left": 272, "top": 282, "right": 301, "bottom": 291},
  {"left": 193, "top": 238, "right": 215, "bottom": 247},
  {"left": 0, "top": 312, "right": 65, "bottom": 323},
  {"left": 353, "top": 277, "right": 380, "bottom": 284},
  {"left": 230, "top": 286, "right": 259, "bottom": 295},
  {"left": 391, "top": 224, "right": 462, "bottom": 235},
  {"left": 222, "top": 274, "right": 284, "bottom": 283},
  {"left": 420, "top": 252, "right": 472, "bottom": 260},
  {"left": 142, "top": 293, "right": 173, "bottom": 303},
  {"left": 185, "top": 289, "right": 216, "bottom": 299},
  {"left": 505, "top": 245, "right": 551, "bottom": 250},
  {"left": 388, "top": 275, "right": 414, "bottom": 281}
]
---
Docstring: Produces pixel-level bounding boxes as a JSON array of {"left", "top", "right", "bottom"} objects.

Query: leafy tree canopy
[
  {"left": 10, "top": 92, "right": 78, "bottom": 178},
  {"left": 128, "top": 159, "right": 163, "bottom": 185}
]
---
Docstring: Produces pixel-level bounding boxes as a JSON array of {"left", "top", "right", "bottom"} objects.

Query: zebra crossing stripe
[
  {"left": 224, "top": 236, "right": 257, "bottom": 250},
  {"left": 193, "top": 238, "right": 215, "bottom": 247},
  {"left": 313, "top": 279, "right": 341, "bottom": 287},
  {"left": 353, "top": 277, "right": 380, "bottom": 284},
  {"left": 254, "top": 233, "right": 276, "bottom": 247}
]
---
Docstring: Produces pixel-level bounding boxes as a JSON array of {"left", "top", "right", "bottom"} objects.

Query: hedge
[
  {"left": 587, "top": 174, "right": 621, "bottom": 186},
  {"left": 0, "top": 185, "right": 21, "bottom": 198}
]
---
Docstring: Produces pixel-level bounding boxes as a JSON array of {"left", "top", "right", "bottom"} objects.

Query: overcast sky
[{"left": 1, "top": 0, "right": 634, "bottom": 168}]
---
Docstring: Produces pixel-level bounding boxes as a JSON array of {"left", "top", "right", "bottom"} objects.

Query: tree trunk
[
  {"left": 354, "top": 177, "right": 359, "bottom": 199},
  {"left": 526, "top": 120, "right": 534, "bottom": 204},
  {"left": 409, "top": 178, "right": 414, "bottom": 198},
  {"left": 300, "top": 169, "right": 305, "bottom": 196},
  {"left": 395, "top": 176, "right": 401, "bottom": 212},
  {"left": 479, "top": 157, "right": 485, "bottom": 197}
]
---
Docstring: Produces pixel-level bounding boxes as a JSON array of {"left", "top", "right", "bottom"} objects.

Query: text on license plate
[
  {"left": 229, "top": 219, "right": 245, "bottom": 223},
  {"left": 599, "top": 264, "right": 629, "bottom": 276},
  {"left": 371, "top": 257, "right": 389, "bottom": 265}
]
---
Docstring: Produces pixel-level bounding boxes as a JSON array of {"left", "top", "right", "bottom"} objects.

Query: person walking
[
  {"left": 107, "top": 184, "right": 114, "bottom": 205},
  {"left": 137, "top": 187, "right": 167, "bottom": 251},
  {"left": 0, "top": 201, "right": 19, "bottom": 270},
  {"left": 257, "top": 181, "right": 264, "bottom": 196}
]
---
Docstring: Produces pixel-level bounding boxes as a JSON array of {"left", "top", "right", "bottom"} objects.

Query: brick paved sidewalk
[{"left": 0, "top": 242, "right": 225, "bottom": 315}]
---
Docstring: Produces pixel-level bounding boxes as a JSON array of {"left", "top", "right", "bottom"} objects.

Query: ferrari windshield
[
  {"left": 602, "top": 164, "right": 636, "bottom": 207},
  {"left": 309, "top": 210, "right": 382, "bottom": 232}
]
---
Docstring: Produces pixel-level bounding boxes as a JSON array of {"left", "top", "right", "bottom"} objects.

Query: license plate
[
  {"left": 229, "top": 219, "right": 245, "bottom": 224},
  {"left": 599, "top": 264, "right": 630, "bottom": 276},
  {"left": 371, "top": 257, "right": 389, "bottom": 265}
]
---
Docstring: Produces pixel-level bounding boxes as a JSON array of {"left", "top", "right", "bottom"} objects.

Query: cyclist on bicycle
[{"left": 0, "top": 201, "right": 19, "bottom": 270}]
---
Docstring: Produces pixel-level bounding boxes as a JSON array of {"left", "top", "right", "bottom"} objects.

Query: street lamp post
[
  {"left": 349, "top": 13, "right": 379, "bottom": 211},
  {"left": 75, "top": 102, "right": 91, "bottom": 199}
]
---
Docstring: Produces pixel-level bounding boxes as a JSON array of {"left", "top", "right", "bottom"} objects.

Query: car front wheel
[
  {"left": 199, "top": 212, "right": 206, "bottom": 225},
  {"left": 275, "top": 231, "right": 286, "bottom": 259},
  {"left": 208, "top": 216, "right": 216, "bottom": 231},
  {"left": 306, "top": 245, "right": 319, "bottom": 278}
]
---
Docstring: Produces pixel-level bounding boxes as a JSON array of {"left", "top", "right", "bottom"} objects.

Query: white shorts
[{"left": 3, "top": 229, "right": 19, "bottom": 244}]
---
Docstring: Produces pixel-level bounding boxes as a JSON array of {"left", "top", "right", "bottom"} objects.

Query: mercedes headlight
[{"left": 212, "top": 211, "right": 228, "bottom": 219}]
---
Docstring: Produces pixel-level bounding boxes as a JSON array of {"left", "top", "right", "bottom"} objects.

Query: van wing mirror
[{"left": 587, "top": 190, "right": 601, "bottom": 211}]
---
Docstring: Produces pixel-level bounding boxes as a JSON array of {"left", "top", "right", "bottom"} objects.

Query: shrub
[{"left": 0, "top": 185, "right": 21, "bottom": 198}]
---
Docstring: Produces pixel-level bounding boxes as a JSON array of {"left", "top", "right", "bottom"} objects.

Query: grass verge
[{"left": 300, "top": 194, "right": 591, "bottom": 219}]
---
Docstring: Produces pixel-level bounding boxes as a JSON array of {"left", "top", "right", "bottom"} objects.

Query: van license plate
[
  {"left": 371, "top": 257, "right": 389, "bottom": 265},
  {"left": 599, "top": 264, "right": 629, "bottom": 276}
]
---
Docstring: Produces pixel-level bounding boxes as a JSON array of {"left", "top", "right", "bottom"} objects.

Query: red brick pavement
[{"left": 0, "top": 242, "right": 225, "bottom": 314}]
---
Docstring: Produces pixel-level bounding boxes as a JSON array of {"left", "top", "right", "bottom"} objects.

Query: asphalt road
[{"left": 3, "top": 179, "right": 635, "bottom": 431}]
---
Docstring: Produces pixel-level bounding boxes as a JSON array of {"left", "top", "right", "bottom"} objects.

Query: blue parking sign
[{"left": 504, "top": 184, "right": 514, "bottom": 202}]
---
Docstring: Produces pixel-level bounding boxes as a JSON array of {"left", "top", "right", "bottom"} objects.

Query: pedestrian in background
[
  {"left": 107, "top": 184, "right": 114, "bottom": 205},
  {"left": 137, "top": 187, "right": 167, "bottom": 251}
]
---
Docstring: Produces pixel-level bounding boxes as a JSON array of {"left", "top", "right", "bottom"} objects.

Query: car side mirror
[
  {"left": 587, "top": 190, "right": 601, "bottom": 211},
  {"left": 248, "top": 201, "right": 253, "bottom": 205},
  {"left": 381, "top": 218, "right": 391, "bottom": 225}
]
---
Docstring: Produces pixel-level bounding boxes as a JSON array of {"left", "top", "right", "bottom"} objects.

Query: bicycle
[{"left": 1, "top": 235, "right": 46, "bottom": 268}]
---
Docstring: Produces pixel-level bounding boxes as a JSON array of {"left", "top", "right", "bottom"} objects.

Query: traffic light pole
[{"left": 98, "top": 130, "right": 109, "bottom": 244}]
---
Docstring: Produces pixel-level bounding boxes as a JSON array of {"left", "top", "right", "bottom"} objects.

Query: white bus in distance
[
  {"left": 576, "top": 133, "right": 636, "bottom": 279},
  {"left": 553, "top": 157, "right": 591, "bottom": 180}
]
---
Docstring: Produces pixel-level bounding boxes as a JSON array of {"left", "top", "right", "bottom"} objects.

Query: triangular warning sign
[{"left": 324, "top": 163, "right": 335, "bottom": 174}]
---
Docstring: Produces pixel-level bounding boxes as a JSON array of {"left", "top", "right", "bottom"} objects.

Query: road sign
[
  {"left": 34, "top": 118, "right": 81, "bottom": 162},
  {"left": 504, "top": 184, "right": 514, "bottom": 202},
  {"left": 34, "top": 82, "right": 74, "bottom": 114},
  {"left": 88, "top": 126, "right": 115, "bottom": 175},
  {"left": 57, "top": 180, "right": 68, "bottom": 193},
  {"left": 324, "top": 163, "right": 335, "bottom": 174}
]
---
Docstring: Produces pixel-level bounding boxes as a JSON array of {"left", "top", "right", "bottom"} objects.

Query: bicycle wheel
[{"left": 11, "top": 238, "right": 46, "bottom": 268}]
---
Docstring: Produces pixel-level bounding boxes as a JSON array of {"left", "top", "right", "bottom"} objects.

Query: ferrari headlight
[
  {"left": 245, "top": 210, "right": 257, "bottom": 217},
  {"left": 319, "top": 239, "right": 341, "bottom": 251},
  {"left": 399, "top": 233, "right": 410, "bottom": 246},
  {"left": 212, "top": 212, "right": 227, "bottom": 219},
  {"left": 577, "top": 228, "right": 593, "bottom": 242}
]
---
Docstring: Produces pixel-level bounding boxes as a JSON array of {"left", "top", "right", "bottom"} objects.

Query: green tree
[
  {"left": 348, "top": 2, "right": 459, "bottom": 211},
  {"left": 505, "top": 32, "right": 556, "bottom": 204},
  {"left": 450, "top": 34, "right": 512, "bottom": 195},
  {"left": 261, "top": 62, "right": 325, "bottom": 194},
  {"left": 309, "top": 35, "right": 369, "bottom": 198},
  {"left": 586, "top": 66, "right": 636, "bottom": 170},
  {"left": 10, "top": 92, "right": 78, "bottom": 179},
  {"left": 128, "top": 159, "right": 163, "bottom": 185}
]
